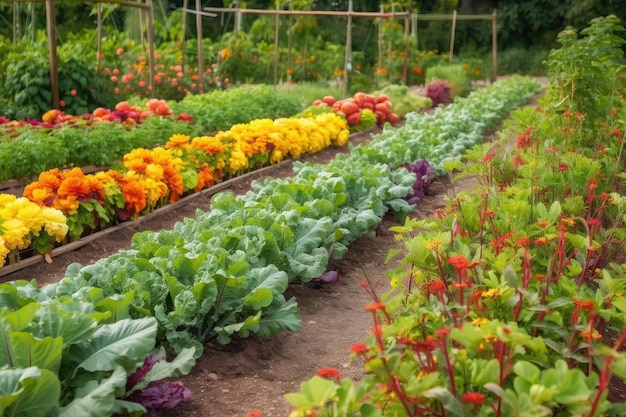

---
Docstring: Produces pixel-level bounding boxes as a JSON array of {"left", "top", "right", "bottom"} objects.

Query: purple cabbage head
[
  {"left": 125, "top": 352, "right": 192, "bottom": 415},
  {"left": 401, "top": 159, "right": 435, "bottom": 205},
  {"left": 426, "top": 80, "right": 452, "bottom": 107},
  {"left": 126, "top": 381, "right": 192, "bottom": 411}
]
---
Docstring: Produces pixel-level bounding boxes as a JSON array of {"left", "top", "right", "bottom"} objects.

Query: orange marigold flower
[
  {"left": 574, "top": 297, "right": 595, "bottom": 312},
  {"left": 580, "top": 330, "right": 602, "bottom": 342},
  {"left": 245, "top": 411, "right": 261, "bottom": 417},
  {"left": 122, "top": 180, "right": 147, "bottom": 215},
  {"left": 57, "top": 176, "right": 91, "bottom": 200}
]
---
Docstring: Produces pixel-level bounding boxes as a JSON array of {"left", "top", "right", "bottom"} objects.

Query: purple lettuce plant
[
  {"left": 400, "top": 159, "right": 435, "bottom": 205},
  {"left": 125, "top": 350, "right": 193, "bottom": 416},
  {"left": 426, "top": 79, "right": 453, "bottom": 107}
]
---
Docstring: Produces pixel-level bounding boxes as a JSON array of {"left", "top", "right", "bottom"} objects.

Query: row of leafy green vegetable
[
  {"left": 0, "top": 85, "right": 306, "bottom": 182},
  {"left": 0, "top": 75, "right": 540, "bottom": 417}
]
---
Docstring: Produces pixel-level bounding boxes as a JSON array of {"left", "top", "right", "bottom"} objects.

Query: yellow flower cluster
[
  {"left": 196, "top": 112, "right": 349, "bottom": 173},
  {"left": 0, "top": 194, "right": 68, "bottom": 266},
  {"left": 124, "top": 147, "right": 185, "bottom": 202}
]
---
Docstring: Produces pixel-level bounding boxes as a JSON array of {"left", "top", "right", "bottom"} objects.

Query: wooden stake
[
  {"left": 449, "top": 9, "right": 456, "bottom": 63},
  {"left": 273, "top": 2, "right": 279, "bottom": 86},
  {"left": 147, "top": 0, "right": 156, "bottom": 96},
  {"left": 45, "top": 0, "right": 59, "bottom": 109},
  {"left": 196, "top": 0, "right": 203, "bottom": 78},
  {"left": 492, "top": 9, "right": 498, "bottom": 82},
  {"left": 343, "top": 0, "right": 352, "bottom": 98}
]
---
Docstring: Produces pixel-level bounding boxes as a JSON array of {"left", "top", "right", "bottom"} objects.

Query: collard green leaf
[
  {"left": 256, "top": 297, "right": 301, "bottom": 338},
  {"left": 0, "top": 367, "right": 60, "bottom": 417},
  {"left": 0, "top": 331, "right": 63, "bottom": 373},
  {"left": 57, "top": 366, "right": 127, "bottom": 417},
  {"left": 288, "top": 247, "right": 329, "bottom": 281},
  {"left": 68, "top": 317, "right": 158, "bottom": 373},
  {"left": 33, "top": 303, "right": 98, "bottom": 345}
]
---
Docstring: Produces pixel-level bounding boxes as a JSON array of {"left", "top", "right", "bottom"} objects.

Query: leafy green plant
[
  {"left": 285, "top": 20, "right": 626, "bottom": 415},
  {"left": 425, "top": 63, "right": 471, "bottom": 98},
  {"left": 545, "top": 15, "right": 625, "bottom": 130},
  {"left": 374, "top": 84, "right": 432, "bottom": 117},
  {"left": 0, "top": 280, "right": 196, "bottom": 417}
]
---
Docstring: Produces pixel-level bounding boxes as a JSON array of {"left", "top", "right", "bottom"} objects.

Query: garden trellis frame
[
  {"left": 201, "top": 3, "right": 498, "bottom": 96},
  {"left": 6, "top": 0, "right": 156, "bottom": 109}
]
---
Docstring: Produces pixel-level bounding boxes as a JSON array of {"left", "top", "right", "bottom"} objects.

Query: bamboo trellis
[
  {"left": 7, "top": 0, "right": 156, "bottom": 109},
  {"left": 199, "top": 3, "right": 498, "bottom": 95}
]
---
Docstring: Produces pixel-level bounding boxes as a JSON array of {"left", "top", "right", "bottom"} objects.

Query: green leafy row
[{"left": 353, "top": 75, "right": 542, "bottom": 174}]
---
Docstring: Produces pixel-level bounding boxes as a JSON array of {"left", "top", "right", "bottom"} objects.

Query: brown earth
[{"left": 0, "top": 123, "right": 482, "bottom": 417}]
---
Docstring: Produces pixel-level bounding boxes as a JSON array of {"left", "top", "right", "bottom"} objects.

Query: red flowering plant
[{"left": 286, "top": 24, "right": 626, "bottom": 414}]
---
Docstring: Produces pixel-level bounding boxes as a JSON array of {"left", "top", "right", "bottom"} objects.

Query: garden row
[
  {"left": 0, "top": 75, "right": 541, "bottom": 417},
  {"left": 0, "top": 85, "right": 312, "bottom": 182},
  {"left": 0, "top": 83, "right": 415, "bottom": 269},
  {"left": 285, "top": 15, "right": 626, "bottom": 417}
]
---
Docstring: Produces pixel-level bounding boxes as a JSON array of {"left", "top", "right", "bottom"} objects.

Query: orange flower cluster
[{"left": 24, "top": 168, "right": 105, "bottom": 215}]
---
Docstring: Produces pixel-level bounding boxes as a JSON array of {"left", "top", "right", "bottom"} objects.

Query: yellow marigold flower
[
  {"left": 0, "top": 237, "right": 10, "bottom": 266},
  {"left": 41, "top": 207, "right": 68, "bottom": 242},
  {"left": 165, "top": 134, "right": 191, "bottom": 150},
  {"left": 144, "top": 163, "right": 165, "bottom": 181},
  {"left": 0, "top": 194, "right": 17, "bottom": 207},
  {"left": 14, "top": 201, "right": 45, "bottom": 233},
  {"left": 1, "top": 219, "right": 31, "bottom": 250},
  {"left": 560, "top": 216, "right": 577, "bottom": 227},
  {"left": 471, "top": 317, "right": 488, "bottom": 326},
  {"left": 425, "top": 239, "right": 443, "bottom": 250},
  {"left": 482, "top": 288, "right": 502, "bottom": 298}
]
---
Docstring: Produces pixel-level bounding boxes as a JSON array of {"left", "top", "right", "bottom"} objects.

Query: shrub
[
  {"left": 425, "top": 63, "right": 471, "bottom": 97},
  {"left": 425, "top": 79, "right": 452, "bottom": 107}
]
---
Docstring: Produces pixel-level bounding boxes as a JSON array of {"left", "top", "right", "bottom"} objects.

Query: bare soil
[{"left": 0, "top": 124, "right": 483, "bottom": 417}]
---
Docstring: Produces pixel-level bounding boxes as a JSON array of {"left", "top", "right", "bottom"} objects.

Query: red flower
[
  {"left": 428, "top": 280, "right": 446, "bottom": 294},
  {"left": 316, "top": 368, "right": 341, "bottom": 380},
  {"left": 462, "top": 392, "right": 486, "bottom": 406},
  {"left": 246, "top": 412, "right": 262, "bottom": 417},
  {"left": 350, "top": 343, "right": 369, "bottom": 355},
  {"left": 447, "top": 254, "right": 470, "bottom": 270},
  {"left": 365, "top": 302, "right": 386, "bottom": 312}
]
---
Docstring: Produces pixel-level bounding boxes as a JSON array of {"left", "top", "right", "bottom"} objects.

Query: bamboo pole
[
  {"left": 196, "top": 0, "right": 203, "bottom": 78},
  {"left": 181, "top": 0, "right": 187, "bottom": 73},
  {"left": 96, "top": 3, "right": 102, "bottom": 65},
  {"left": 492, "top": 9, "right": 498, "bottom": 82},
  {"left": 45, "top": 0, "right": 59, "bottom": 109},
  {"left": 402, "top": 12, "right": 409, "bottom": 83},
  {"left": 377, "top": 4, "right": 383, "bottom": 82},
  {"left": 273, "top": 2, "right": 279, "bottom": 86},
  {"left": 449, "top": 10, "right": 457, "bottom": 63},
  {"left": 343, "top": 0, "right": 352, "bottom": 98},
  {"left": 146, "top": 0, "right": 155, "bottom": 96},
  {"left": 204, "top": 7, "right": 411, "bottom": 18}
]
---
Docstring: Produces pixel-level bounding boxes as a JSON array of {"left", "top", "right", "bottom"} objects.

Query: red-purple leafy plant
[
  {"left": 425, "top": 79, "right": 452, "bottom": 107},
  {"left": 400, "top": 159, "right": 435, "bottom": 205},
  {"left": 124, "top": 348, "right": 195, "bottom": 416}
]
